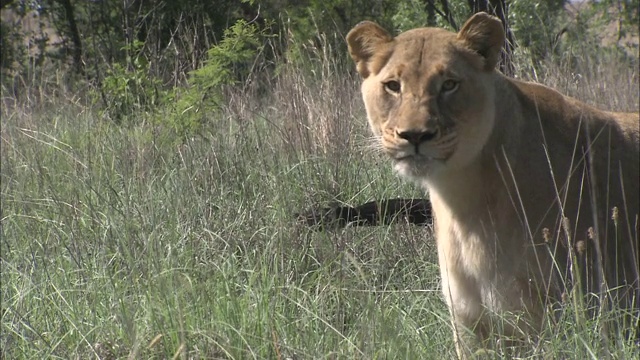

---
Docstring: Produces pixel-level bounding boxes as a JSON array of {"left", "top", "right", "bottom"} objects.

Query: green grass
[
  {"left": 2, "top": 52, "right": 639, "bottom": 359},
  {"left": 1, "top": 85, "right": 451, "bottom": 359}
]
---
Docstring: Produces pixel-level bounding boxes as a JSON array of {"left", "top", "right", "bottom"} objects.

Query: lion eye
[
  {"left": 384, "top": 81, "right": 401, "bottom": 93},
  {"left": 441, "top": 79, "right": 459, "bottom": 93}
]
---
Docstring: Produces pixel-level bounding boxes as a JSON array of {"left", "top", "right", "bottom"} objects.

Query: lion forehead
[{"left": 378, "top": 36, "right": 475, "bottom": 81}]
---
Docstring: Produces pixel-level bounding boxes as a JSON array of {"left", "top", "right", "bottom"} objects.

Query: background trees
[{"left": 1, "top": 0, "right": 637, "bottom": 127}]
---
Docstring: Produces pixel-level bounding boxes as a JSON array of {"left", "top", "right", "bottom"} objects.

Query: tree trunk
[
  {"left": 424, "top": 0, "right": 437, "bottom": 27},
  {"left": 421, "top": 0, "right": 458, "bottom": 29},
  {"left": 439, "top": 0, "right": 458, "bottom": 30},
  {"left": 466, "top": 0, "right": 515, "bottom": 76},
  {"left": 56, "top": 0, "right": 83, "bottom": 74}
]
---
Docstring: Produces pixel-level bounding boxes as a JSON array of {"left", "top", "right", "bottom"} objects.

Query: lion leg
[
  {"left": 440, "top": 267, "right": 489, "bottom": 359},
  {"left": 448, "top": 304, "right": 492, "bottom": 359}
]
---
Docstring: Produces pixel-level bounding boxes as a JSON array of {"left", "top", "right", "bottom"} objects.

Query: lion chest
[{"left": 433, "top": 202, "right": 533, "bottom": 316}]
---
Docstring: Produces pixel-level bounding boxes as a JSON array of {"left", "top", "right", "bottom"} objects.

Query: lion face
[{"left": 347, "top": 14, "right": 505, "bottom": 181}]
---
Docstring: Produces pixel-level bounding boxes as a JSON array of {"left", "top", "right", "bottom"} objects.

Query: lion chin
[
  {"left": 392, "top": 156, "right": 444, "bottom": 181},
  {"left": 348, "top": 11, "right": 639, "bottom": 359}
]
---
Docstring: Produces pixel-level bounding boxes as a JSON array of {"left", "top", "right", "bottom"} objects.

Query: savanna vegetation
[{"left": 1, "top": 0, "right": 638, "bottom": 358}]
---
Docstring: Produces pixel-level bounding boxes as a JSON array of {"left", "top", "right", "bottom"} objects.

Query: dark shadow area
[{"left": 295, "top": 198, "right": 432, "bottom": 230}]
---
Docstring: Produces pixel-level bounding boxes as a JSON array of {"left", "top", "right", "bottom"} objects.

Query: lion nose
[{"left": 396, "top": 129, "right": 438, "bottom": 145}]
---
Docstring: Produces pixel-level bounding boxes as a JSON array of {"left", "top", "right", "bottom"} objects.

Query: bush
[
  {"left": 94, "top": 40, "right": 164, "bottom": 123},
  {"left": 164, "top": 19, "right": 267, "bottom": 139}
]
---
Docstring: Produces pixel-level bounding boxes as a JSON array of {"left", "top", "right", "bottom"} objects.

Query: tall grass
[{"left": 1, "top": 34, "right": 638, "bottom": 359}]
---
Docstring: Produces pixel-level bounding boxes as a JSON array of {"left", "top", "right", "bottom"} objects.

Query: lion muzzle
[{"left": 395, "top": 128, "right": 439, "bottom": 146}]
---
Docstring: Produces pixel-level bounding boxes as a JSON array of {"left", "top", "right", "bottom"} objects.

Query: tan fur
[{"left": 347, "top": 12, "right": 639, "bottom": 358}]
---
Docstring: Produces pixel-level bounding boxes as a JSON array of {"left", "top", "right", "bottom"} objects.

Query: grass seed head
[
  {"left": 611, "top": 206, "right": 619, "bottom": 227},
  {"left": 542, "top": 227, "right": 551, "bottom": 244},
  {"left": 576, "top": 240, "right": 586, "bottom": 255}
]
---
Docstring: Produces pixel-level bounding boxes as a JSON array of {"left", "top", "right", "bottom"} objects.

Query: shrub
[
  {"left": 94, "top": 40, "right": 164, "bottom": 123},
  {"left": 165, "top": 19, "right": 267, "bottom": 139}
]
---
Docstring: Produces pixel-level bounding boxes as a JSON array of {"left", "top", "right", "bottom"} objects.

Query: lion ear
[
  {"left": 457, "top": 12, "right": 505, "bottom": 71},
  {"left": 346, "top": 21, "right": 393, "bottom": 78}
]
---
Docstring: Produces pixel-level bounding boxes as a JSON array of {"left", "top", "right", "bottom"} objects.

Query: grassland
[{"left": 1, "top": 46, "right": 639, "bottom": 358}]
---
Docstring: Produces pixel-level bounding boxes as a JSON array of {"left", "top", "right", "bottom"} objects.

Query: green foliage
[
  {"left": 192, "top": 19, "right": 264, "bottom": 88},
  {"left": 391, "top": 0, "right": 470, "bottom": 32},
  {"left": 391, "top": 0, "right": 428, "bottom": 32},
  {"left": 164, "top": 19, "right": 266, "bottom": 138},
  {"left": 277, "top": 0, "right": 397, "bottom": 38},
  {"left": 270, "top": 0, "right": 398, "bottom": 67},
  {"left": 589, "top": 0, "right": 639, "bottom": 29},
  {"left": 579, "top": 0, "right": 639, "bottom": 54},
  {"left": 509, "top": 0, "right": 566, "bottom": 61},
  {"left": 94, "top": 40, "right": 164, "bottom": 122},
  {"left": 541, "top": 0, "right": 639, "bottom": 74}
]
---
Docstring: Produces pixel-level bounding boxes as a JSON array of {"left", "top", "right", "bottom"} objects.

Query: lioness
[{"left": 346, "top": 12, "right": 639, "bottom": 357}]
